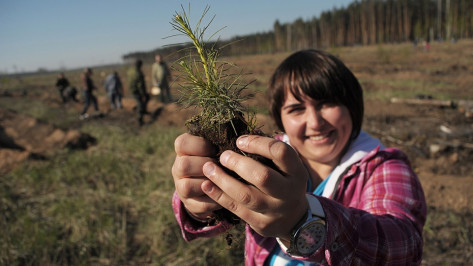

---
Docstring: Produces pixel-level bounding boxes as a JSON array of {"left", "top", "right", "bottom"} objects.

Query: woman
[{"left": 171, "top": 50, "right": 426, "bottom": 265}]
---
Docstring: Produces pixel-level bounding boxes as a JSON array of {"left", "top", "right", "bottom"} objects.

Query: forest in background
[{"left": 124, "top": 0, "right": 473, "bottom": 63}]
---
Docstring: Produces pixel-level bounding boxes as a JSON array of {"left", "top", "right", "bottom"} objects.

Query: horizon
[{"left": 0, "top": 0, "right": 352, "bottom": 74}]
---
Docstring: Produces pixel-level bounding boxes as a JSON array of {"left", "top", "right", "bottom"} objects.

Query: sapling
[{"left": 171, "top": 6, "right": 276, "bottom": 224}]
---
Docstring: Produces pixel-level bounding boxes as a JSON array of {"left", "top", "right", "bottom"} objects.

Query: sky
[{"left": 0, "top": 0, "right": 353, "bottom": 73}]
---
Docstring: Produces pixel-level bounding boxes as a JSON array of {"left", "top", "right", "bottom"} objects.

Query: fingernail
[
  {"left": 220, "top": 151, "right": 230, "bottom": 165},
  {"left": 237, "top": 135, "right": 249, "bottom": 147},
  {"left": 202, "top": 181, "right": 213, "bottom": 193},
  {"left": 203, "top": 163, "right": 215, "bottom": 176}
]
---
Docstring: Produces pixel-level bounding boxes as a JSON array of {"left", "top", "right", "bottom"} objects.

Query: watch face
[{"left": 296, "top": 222, "right": 325, "bottom": 255}]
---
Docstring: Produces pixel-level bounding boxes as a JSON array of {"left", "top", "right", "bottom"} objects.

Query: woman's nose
[{"left": 305, "top": 107, "right": 324, "bottom": 129}]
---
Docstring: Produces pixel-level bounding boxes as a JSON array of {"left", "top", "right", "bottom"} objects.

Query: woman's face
[{"left": 281, "top": 91, "right": 353, "bottom": 168}]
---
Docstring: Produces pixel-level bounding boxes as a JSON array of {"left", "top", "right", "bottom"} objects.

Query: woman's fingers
[
  {"left": 172, "top": 154, "right": 215, "bottom": 180},
  {"left": 219, "top": 150, "right": 284, "bottom": 197},
  {"left": 201, "top": 160, "right": 305, "bottom": 238},
  {"left": 173, "top": 132, "right": 308, "bottom": 238},
  {"left": 174, "top": 133, "right": 216, "bottom": 156},
  {"left": 172, "top": 133, "right": 221, "bottom": 217},
  {"left": 202, "top": 162, "right": 261, "bottom": 218},
  {"left": 236, "top": 135, "right": 304, "bottom": 176},
  {"left": 218, "top": 135, "right": 307, "bottom": 198},
  {"left": 182, "top": 195, "right": 222, "bottom": 217},
  {"left": 174, "top": 176, "right": 207, "bottom": 197}
]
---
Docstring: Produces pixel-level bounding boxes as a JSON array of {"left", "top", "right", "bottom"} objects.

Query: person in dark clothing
[
  {"left": 80, "top": 68, "right": 100, "bottom": 120},
  {"left": 55, "top": 73, "right": 70, "bottom": 103},
  {"left": 127, "top": 59, "right": 149, "bottom": 126}
]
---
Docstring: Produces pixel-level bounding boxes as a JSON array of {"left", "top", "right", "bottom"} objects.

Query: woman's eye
[{"left": 287, "top": 107, "right": 304, "bottom": 113}]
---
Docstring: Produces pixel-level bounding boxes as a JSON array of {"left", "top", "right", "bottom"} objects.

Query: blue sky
[{"left": 0, "top": 0, "right": 352, "bottom": 73}]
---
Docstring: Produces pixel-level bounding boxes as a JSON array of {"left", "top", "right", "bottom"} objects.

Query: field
[{"left": 1, "top": 40, "right": 473, "bottom": 265}]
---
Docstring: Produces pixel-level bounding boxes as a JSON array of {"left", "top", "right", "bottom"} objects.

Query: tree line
[{"left": 123, "top": 0, "right": 473, "bottom": 62}]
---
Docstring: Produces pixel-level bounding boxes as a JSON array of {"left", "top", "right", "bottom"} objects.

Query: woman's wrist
[{"left": 184, "top": 208, "right": 215, "bottom": 224}]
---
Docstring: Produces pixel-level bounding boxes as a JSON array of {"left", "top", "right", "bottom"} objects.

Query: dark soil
[{"left": 186, "top": 112, "right": 278, "bottom": 225}]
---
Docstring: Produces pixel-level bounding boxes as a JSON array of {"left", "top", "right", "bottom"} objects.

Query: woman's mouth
[{"left": 308, "top": 131, "right": 332, "bottom": 141}]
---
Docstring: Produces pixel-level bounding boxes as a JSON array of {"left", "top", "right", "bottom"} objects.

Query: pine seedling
[{"left": 171, "top": 6, "right": 260, "bottom": 154}]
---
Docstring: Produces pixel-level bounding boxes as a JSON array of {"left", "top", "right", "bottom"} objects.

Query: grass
[
  {"left": 0, "top": 121, "right": 245, "bottom": 265},
  {"left": 422, "top": 206, "right": 473, "bottom": 262},
  {"left": 360, "top": 78, "right": 456, "bottom": 101}
]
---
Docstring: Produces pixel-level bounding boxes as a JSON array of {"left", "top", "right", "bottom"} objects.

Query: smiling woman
[
  {"left": 171, "top": 49, "right": 427, "bottom": 265},
  {"left": 270, "top": 50, "right": 363, "bottom": 182},
  {"left": 280, "top": 93, "right": 353, "bottom": 180}
]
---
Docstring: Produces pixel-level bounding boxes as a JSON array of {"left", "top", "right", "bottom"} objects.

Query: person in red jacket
[{"left": 171, "top": 49, "right": 427, "bottom": 265}]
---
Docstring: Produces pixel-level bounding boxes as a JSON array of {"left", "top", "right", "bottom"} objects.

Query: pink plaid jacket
[{"left": 172, "top": 146, "right": 427, "bottom": 265}]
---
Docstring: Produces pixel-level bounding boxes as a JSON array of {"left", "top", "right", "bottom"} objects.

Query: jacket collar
[
  {"left": 322, "top": 131, "right": 384, "bottom": 197},
  {"left": 278, "top": 131, "right": 383, "bottom": 197}
]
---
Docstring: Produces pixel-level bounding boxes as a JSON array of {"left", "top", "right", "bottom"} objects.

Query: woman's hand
[
  {"left": 201, "top": 135, "right": 309, "bottom": 240},
  {"left": 172, "top": 133, "right": 222, "bottom": 221}
]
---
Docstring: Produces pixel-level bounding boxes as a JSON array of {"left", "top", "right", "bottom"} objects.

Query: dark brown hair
[{"left": 268, "top": 49, "right": 364, "bottom": 140}]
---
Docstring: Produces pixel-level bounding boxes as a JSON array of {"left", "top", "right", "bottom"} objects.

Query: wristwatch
[{"left": 286, "top": 194, "right": 326, "bottom": 257}]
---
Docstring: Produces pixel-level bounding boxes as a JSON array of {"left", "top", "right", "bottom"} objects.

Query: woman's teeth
[{"left": 309, "top": 133, "right": 329, "bottom": 141}]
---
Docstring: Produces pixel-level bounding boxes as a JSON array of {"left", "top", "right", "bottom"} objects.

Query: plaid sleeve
[
  {"left": 309, "top": 150, "right": 427, "bottom": 265},
  {"left": 172, "top": 191, "right": 232, "bottom": 241}
]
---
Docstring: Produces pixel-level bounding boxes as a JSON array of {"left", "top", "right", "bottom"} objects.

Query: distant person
[
  {"left": 80, "top": 68, "right": 100, "bottom": 120},
  {"left": 104, "top": 71, "right": 123, "bottom": 110},
  {"left": 127, "top": 59, "right": 149, "bottom": 126},
  {"left": 151, "top": 54, "right": 172, "bottom": 103},
  {"left": 55, "top": 73, "right": 70, "bottom": 103},
  {"left": 64, "top": 86, "right": 79, "bottom": 103}
]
